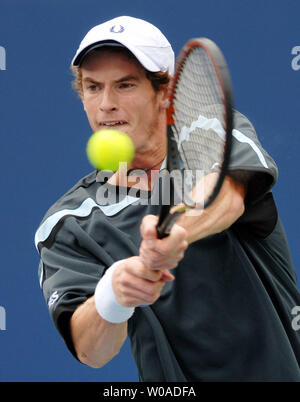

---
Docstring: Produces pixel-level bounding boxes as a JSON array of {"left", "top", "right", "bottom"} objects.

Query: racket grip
[
  {"left": 157, "top": 225, "right": 169, "bottom": 239},
  {"left": 156, "top": 211, "right": 182, "bottom": 239}
]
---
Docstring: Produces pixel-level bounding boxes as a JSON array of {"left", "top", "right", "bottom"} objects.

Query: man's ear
[
  {"left": 159, "top": 85, "right": 170, "bottom": 111},
  {"left": 160, "top": 98, "right": 170, "bottom": 110}
]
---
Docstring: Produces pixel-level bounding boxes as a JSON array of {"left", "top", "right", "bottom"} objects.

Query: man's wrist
[{"left": 94, "top": 260, "right": 135, "bottom": 323}]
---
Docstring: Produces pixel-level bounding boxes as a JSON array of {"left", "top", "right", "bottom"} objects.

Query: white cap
[{"left": 72, "top": 16, "right": 175, "bottom": 76}]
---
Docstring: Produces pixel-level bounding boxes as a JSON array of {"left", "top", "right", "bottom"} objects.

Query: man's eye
[
  {"left": 88, "top": 84, "right": 98, "bottom": 91},
  {"left": 84, "top": 83, "right": 99, "bottom": 92},
  {"left": 119, "top": 83, "right": 134, "bottom": 89}
]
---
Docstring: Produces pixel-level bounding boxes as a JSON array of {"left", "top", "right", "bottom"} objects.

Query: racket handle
[{"left": 156, "top": 211, "right": 182, "bottom": 239}]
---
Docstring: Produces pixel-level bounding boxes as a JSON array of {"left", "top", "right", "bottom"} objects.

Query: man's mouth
[{"left": 99, "top": 121, "right": 127, "bottom": 128}]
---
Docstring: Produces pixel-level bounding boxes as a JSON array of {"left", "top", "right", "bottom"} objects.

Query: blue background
[{"left": 0, "top": 0, "right": 299, "bottom": 382}]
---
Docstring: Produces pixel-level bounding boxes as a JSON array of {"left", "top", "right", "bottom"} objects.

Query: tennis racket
[{"left": 156, "top": 38, "right": 234, "bottom": 238}]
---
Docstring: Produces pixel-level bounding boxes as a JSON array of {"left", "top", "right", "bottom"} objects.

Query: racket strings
[{"left": 172, "top": 47, "right": 227, "bottom": 190}]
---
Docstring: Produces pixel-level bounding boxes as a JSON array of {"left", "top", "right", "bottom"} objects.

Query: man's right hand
[
  {"left": 111, "top": 256, "right": 173, "bottom": 307},
  {"left": 112, "top": 214, "right": 188, "bottom": 308}
]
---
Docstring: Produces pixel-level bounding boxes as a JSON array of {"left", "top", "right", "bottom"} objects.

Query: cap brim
[{"left": 72, "top": 40, "right": 125, "bottom": 66}]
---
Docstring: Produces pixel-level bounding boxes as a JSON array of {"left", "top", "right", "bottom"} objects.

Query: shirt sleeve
[
  {"left": 228, "top": 110, "right": 279, "bottom": 238},
  {"left": 37, "top": 216, "right": 114, "bottom": 360},
  {"left": 229, "top": 110, "right": 278, "bottom": 201}
]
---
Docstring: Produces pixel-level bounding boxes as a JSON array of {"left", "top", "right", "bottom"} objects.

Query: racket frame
[{"left": 157, "top": 38, "right": 234, "bottom": 238}]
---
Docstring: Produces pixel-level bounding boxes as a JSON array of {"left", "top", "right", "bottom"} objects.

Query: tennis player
[{"left": 35, "top": 16, "right": 300, "bottom": 381}]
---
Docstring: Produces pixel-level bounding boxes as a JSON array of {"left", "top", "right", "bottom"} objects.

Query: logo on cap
[{"left": 110, "top": 25, "right": 125, "bottom": 34}]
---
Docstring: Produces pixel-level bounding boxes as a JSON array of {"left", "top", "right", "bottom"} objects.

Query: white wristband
[{"left": 94, "top": 260, "right": 135, "bottom": 323}]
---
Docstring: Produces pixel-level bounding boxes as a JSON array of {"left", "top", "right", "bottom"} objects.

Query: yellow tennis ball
[{"left": 86, "top": 129, "right": 135, "bottom": 171}]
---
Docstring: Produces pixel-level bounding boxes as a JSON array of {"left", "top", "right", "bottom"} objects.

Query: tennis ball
[{"left": 86, "top": 129, "right": 135, "bottom": 171}]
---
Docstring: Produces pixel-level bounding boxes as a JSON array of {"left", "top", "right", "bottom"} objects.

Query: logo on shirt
[{"left": 48, "top": 291, "right": 59, "bottom": 307}]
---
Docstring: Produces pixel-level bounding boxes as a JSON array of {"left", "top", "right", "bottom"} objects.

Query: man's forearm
[
  {"left": 70, "top": 296, "right": 127, "bottom": 368},
  {"left": 176, "top": 176, "right": 245, "bottom": 244}
]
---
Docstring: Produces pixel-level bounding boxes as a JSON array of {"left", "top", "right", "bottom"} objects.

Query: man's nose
[{"left": 99, "top": 88, "right": 117, "bottom": 112}]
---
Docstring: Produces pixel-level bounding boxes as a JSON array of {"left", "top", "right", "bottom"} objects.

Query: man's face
[{"left": 80, "top": 49, "right": 167, "bottom": 155}]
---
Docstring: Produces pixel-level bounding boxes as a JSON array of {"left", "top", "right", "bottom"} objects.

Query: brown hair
[{"left": 70, "top": 46, "right": 171, "bottom": 97}]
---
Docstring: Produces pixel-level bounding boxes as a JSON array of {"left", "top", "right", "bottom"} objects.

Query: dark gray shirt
[{"left": 35, "top": 111, "right": 300, "bottom": 381}]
